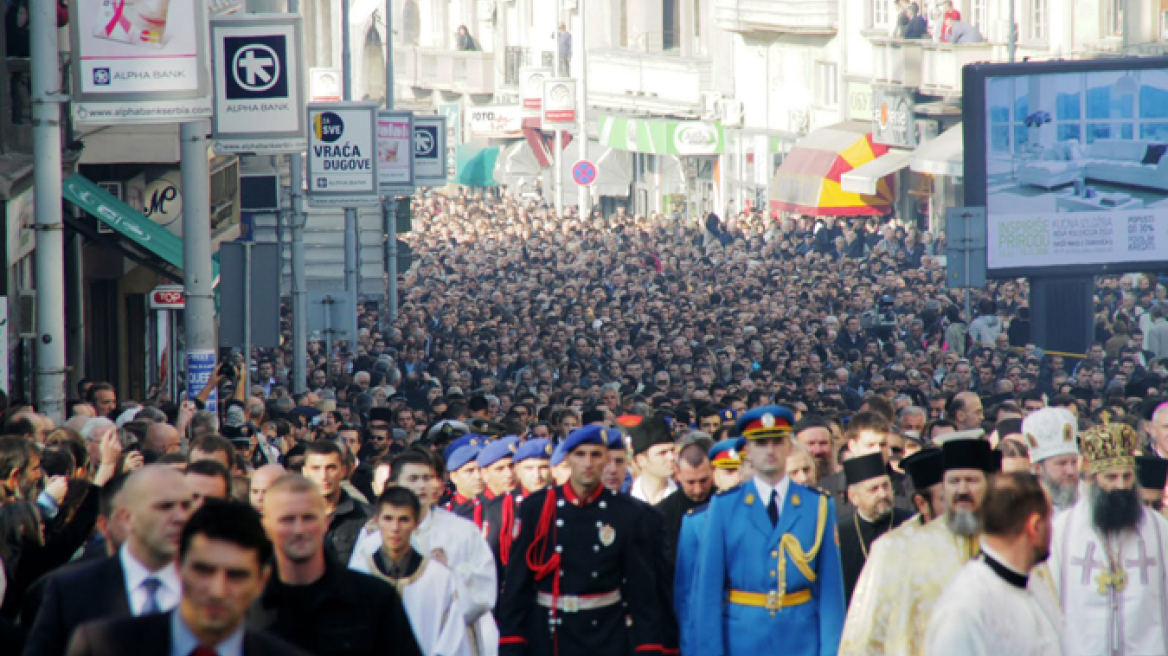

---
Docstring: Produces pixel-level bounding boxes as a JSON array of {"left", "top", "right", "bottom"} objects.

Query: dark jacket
[
  {"left": 66, "top": 611, "right": 311, "bottom": 656},
  {"left": 250, "top": 556, "right": 424, "bottom": 656},
  {"left": 22, "top": 556, "right": 130, "bottom": 656},
  {"left": 326, "top": 490, "right": 371, "bottom": 564},
  {"left": 837, "top": 506, "right": 914, "bottom": 605},
  {"left": 903, "top": 14, "right": 928, "bottom": 39}
]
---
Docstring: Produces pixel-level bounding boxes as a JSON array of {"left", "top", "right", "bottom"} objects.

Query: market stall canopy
[
  {"left": 455, "top": 144, "right": 499, "bottom": 187},
  {"left": 494, "top": 140, "right": 542, "bottom": 190},
  {"left": 842, "top": 149, "right": 912, "bottom": 195},
  {"left": 911, "top": 123, "right": 963, "bottom": 178},
  {"left": 770, "top": 122, "right": 895, "bottom": 217}
]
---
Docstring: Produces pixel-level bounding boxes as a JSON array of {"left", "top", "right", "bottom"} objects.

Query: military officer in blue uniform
[{"left": 692, "top": 405, "right": 846, "bottom": 656}]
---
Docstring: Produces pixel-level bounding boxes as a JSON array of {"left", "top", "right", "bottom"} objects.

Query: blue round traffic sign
[{"left": 572, "top": 160, "right": 597, "bottom": 187}]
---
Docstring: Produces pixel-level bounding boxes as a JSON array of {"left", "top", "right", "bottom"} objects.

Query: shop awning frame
[
  {"left": 841, "top": 149, "right": 912, "bottom": 195},
  {"left": 911, "top": 123, "right": 963, "bottom": 178},
  {"left": 770, "top": 122, "right": 895, "bottom": 217}
]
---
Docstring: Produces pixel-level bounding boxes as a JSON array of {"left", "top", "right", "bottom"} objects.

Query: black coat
[
  {"left": 837, "top": 507, "right": 914, "bottom": 605},
  {"left": 66, "top": 611, "right": 311, "bottom": 656},
  {"left": 250, "top": 556, "right": 423, "bottom": 656},
  {"left": 21, "top": 555, "right": 131, "bottom": 656}
]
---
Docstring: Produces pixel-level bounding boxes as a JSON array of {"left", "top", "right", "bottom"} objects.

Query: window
[
  {"left": 1107, "top": 0, "right": 1123, "bottom": 37},
  {"left": 814, "top": 61, "right": 838, "bottom": 108},
  {"left": 969, "top": 0, "right": 988, "bottom": 31},
  {"left": 870, "top": 0, "right": 893, "bottom": 29},
  {"left": 1028, "top": 0, "right": 1047, "bottom": 41}
]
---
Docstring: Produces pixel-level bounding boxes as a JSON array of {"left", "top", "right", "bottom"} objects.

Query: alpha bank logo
[
  {"left": 224, "top": 35, "right": 288, "bottom": 99},
  {"left": 94, "top": 68, "right": 111, "bottom": 86},
  {"left": 414, "top": 125, "right": 437, "bottom": 157}
]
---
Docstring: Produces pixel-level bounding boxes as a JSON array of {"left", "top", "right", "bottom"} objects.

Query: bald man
[
  {"left": 250, "top": 464, "right": 286, "bottom": 512},
  {"left": 23, "top": 466, "right": 194, "bottom": 656},
  {"left": 144, "top": 423, "right": 181, "bottom": 455}
]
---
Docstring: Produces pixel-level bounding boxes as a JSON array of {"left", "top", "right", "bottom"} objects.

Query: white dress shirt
[
  {"left": 120, "top": 543, "right": 181, "bottom": 616},
  {"left": 170, "top": 609, "right": 245, "bottom": 656},
  {"left": 752, "top": 475, "right": 791, "bottom": 517}
]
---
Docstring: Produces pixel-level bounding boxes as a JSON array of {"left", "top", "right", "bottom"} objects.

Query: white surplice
[
  {"left": 925, "top": 546, "right": 1062, "bottom": 656},
  {"left": 358, "top": 552, "right": 473, "bottom": 656},
  {"left": 1049, "top": 498, "right": 1168, "bottom": 656}
]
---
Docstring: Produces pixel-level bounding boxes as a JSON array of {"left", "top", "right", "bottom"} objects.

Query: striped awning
[{"left": 770, "top": 122, "right": 895, "bottom": 217}]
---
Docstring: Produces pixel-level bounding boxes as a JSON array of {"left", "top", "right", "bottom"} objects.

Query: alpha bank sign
[{"left": 872, "top": 87, "right": 917, "bottom": 149}]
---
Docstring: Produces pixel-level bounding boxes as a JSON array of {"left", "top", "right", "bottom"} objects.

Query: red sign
[{"left": 150, "top": 285, "right": 185, "bottom": 310}]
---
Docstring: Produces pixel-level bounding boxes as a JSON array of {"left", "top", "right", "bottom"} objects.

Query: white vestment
[
  {"left": 925, "top": 547, "right": 1062, "bottom": 656},
  {"left": 357, "top": 553, "right": 473, "bottom": 656},
  {"left": 351, "top": 506, "right": 499, "bottom": 656},
  {"left": 1050, "top": 499, "right": 1168, "bottom": 656}
]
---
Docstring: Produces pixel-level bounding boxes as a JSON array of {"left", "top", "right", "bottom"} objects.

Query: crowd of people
[{"left": 1, "top": 190, "right": 1168, "bottom": 655}]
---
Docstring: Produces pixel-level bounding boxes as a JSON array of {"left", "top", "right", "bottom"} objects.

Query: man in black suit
[
  {"left": 67, "top": 499, "right": 311, "bottom": 656},
  {"left": 24, "top": 466, "right": 194, "bottom": 656}
]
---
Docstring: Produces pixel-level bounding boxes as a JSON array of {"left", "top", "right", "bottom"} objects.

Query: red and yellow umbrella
[{"left": 770, "top": 124, "right": 895, "bottom": 217}]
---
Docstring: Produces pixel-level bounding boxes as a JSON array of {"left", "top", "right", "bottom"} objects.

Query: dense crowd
[{"left": 1, "top": 190, "right": 1168, "bottom": 656}]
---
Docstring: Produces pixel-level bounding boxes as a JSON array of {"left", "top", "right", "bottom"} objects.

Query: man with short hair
[
  {"left": 1145, "top": 400, "right": 1168, "bottom": 459},
  {"left": 0, "top": 435, "right": 43, "bottom": 501},
  {"left": 24, "top": 466, "right": 194, "bottom": 656},
  {"left": 655, "top": 441, "right": 713, "bottom": 555},
  {"left": 184, "top": 460, "right": 232, "bottom": 510},
  {"left": 841, "top": 439, "right": 997, "bottom": 656},
  {"left": 354, "top": 487, "right": 471, "bottom": 656},
  {"left": 1022, "top": 407, "right": 1081, "bottom": 513},
  {"left": 302, "top": 440, "right": 371, "bottom": 563},
  {"left": 836, "top": 452, "right": 913, "bottom": 604},
  {"left": 189, "top": 435, "right": 236, "bottom": 471},
  {"left": 925, "top": 473, "right": 1062, "bottom": 656},
  {"left": 87, "top": 383, "right": 117, "bottom": 418},
  {"left": 249, "top": 464, "right": 285, "bottom": 512},
  {"left": 794, "top": 415, "right": 836, "bottom": 482},
  {"left": 948, "top": 391, "right": 985, "bottom": 432},
  {"left": 65, "top": 499, "right": 310, "bottom": 656},
  {"left": 144, "top": 423, "right": 181, "bottom": 455},
  {"left": 815, "top": 414, "right": 912, "bottom": 515},
  {"left": 254, "top": 474, "right": 424, "bottom": 656},
  {"left": 1049, "top": 424, "right": 1168, "bottom": 656}
]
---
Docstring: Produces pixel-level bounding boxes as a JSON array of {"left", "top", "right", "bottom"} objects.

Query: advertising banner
[
  {"left": 988, "top": 209, "right": 1168, "bottom": 270},
  {"left": 211, "top": 14, "right": 306, "bottom": 153},
  {"left": 468, "top": 105, "right": 522, "bottom": 139},
  {"left": 519, "top": 67, "right": 553, "bottom": 119},
  {"left": 541, "top": 78, "right": 577, "bottom": 126},
  {"left": 306, "top": 103, "right": 380, "bottom": 206},
  {"left": 413, "top": 115, "right": 447, "bottom": 187},
  {"left": 187, "top": 349, "right": 217, "bottom": 411},
  {"left": 872, "top": 86, "right": 916, "bottom": 148},
  {"left": 309, "top": 68, "right": 343, "bottom": 102},
  {"left": 377, "top": 111, "right": 415, "bottom": 194},
  {"left": 71, "top": 0, "right": 213, "bottom": 123}
]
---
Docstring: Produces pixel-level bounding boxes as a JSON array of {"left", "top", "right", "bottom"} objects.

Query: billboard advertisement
[
  {"left": 211, "top": 14, "right": 306, "bottom": 154},
  {"left": 542, "top": 78, "right": 577, "bottom": 126},
  {"left": 70, "top": 0, "right": 213, "bottom": 123},
  {"left": 520, "top": 67, "right": 553, "bottom": 119},
  {"left": 306, "top": 102, "right": 380, "bottom": 206},
  {"left": 964, "top": 56, "right": 1168, "bottom": 278},
  {"left": 377, "top": 111, "right": 414, "bottom": 194}
]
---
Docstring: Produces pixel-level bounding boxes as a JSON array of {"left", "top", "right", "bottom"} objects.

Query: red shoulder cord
[
  {"left": 499, "top": 493, "right": 517, "bottom": 565},
  {"left": 473, "top": 501, "right": 483, "bottom": 528},
  {"left": 526, "top": 488, "right": 562, "bottom": 653}
]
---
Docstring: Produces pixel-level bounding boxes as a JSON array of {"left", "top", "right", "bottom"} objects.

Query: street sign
[
  {"left": 306, "top": 102, "right": 380, "bottom": 206},
  {"left": 70, "top": 0, "right": 212, "bottom": 123},
  {"left": 542, "top": 78, "right": 577, "bottom": 126},
  {"left": 377, "top": 111, "right": 415, "bottom": 194},
  {"left": 211, "top": 15, "right": 306, "bottom": 154},
  {"left": 218, "top": 243, "right": 281, "bottom": 348},
  {"left": 150, "top": 285, "right": 186, "bottom": 310},
  {"left": 309, "top": 68, "right": 343, "bottom": 102},
  {"left": 946, "top": 207, "right": 988, "bottom": 289},
  {"left": 240, "top": 173, "right": 280, "bottom": 211},
  {"left": 519, "top": 67, "right": 553, "bottom": 120},
  {"left": 572, "top": 160, "right": 597, "bottom": 187},
  {"left": 413, "top": 115, "right": 447, "bottom": 187}
]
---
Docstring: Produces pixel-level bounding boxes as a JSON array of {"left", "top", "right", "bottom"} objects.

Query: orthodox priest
[
  {"left": 836, "top": 452, "right": 913, "bottom": 604},
  {"left": 839, "top": 438, "right": 998, "bottom": 656},
  {"left": 1049, "top": 423, "right": 1168, "bottom": 656}
]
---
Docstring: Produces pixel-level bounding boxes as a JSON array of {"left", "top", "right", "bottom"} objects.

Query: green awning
[
  {"left": 63, "top": 173, "right": 218, "bottom": 279},
  {"left": 598, "top": 115, "right": 724, "bottom": 155},
  {"left": 455, "top": 144, "right": 499, "bottom": 187}
]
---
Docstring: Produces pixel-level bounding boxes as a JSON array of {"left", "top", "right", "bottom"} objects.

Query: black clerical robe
[{"left": 837, "top": 506, "right": 914, "bottom": 606}]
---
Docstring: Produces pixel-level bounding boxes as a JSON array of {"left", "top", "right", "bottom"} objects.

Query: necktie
[
  {"left": 767, "top": 493, "right": 779, "bottom": 526},
  {"left": 190, "top": 648, "right": 218, "bottom": 656},
  {"left": 140, "top": 577, "right": 162, "bottom": 614}
]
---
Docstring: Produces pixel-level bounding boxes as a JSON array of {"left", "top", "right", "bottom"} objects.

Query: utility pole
[
  {"left": 31, "top": 0, "right": 65, "bottom": 423},
  {"left": 576, "top": 4, "right": 589, "bottom": 220},
  {"left": 181, "top": 120, "right": 217, "bottom": 405},
  {"left": 342, "top": 0, "right": 360, "bottom": 349},
  {"left": 553, "top": 1, "right": 564, "bottom": 218},
  {"left": 288, "top": 0, "right": 308, "bottom": 394},
  {"left": 383, "top": 0, "right": 399, "bottom": 325}
]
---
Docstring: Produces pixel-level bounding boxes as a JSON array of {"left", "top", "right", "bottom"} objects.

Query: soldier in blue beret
[
  {"left": 692, "top": 405, "right": 846, "bottom": 656},
  {"left": 441, "top": 436, "right": 486, "bottom": 519},
  {"left": 480, "top": 438, "right": 556, "bottom": 589},
  {"left": 498, "top": 425, "right": 667, "bottom": 656}
]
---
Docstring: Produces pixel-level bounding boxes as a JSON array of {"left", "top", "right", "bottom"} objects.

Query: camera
[{"left": 861, "top": 295, "right": 899, "bottom": 341}]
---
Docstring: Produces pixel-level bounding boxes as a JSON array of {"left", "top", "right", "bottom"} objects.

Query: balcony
[
  {"left": 587, "top": 50, "right": 713, "bottom": 117},
  {"left": 919, "top": 42, "right": 992, "bottom": 98},
  {"left": 413, "top": 48, "right": 495, "bottom": 96},
  {"left": 871, "top": 38, "right": 922, "bottom": 88},
  {"left": 714, "top": 0, "right": 838, "bottom": 36},
  {"left": 393, "top": 46, "right": 419, "bottom": 88}
]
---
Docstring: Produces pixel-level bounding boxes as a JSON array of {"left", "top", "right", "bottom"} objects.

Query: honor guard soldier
[
  {"left": 498, "top": 425, "right": 666, "bottom": 656},
  {"left": 480, "top": 438, "right": 555, "bottom": 587},
  {"left": 691, "top": 406, "right": 846, "bottom": 656},
  {"left": 442, "top": 436, "right": 485, "bottom": 519}
]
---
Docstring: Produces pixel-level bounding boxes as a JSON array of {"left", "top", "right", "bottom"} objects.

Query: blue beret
[
  {"left": 736, "top": 405, "right": 796, "bottom": 440},
  {"left": 478, "top": 435, "right": 520, "bottom": 468},
  {"left": 563, "top": 425, "right": 610, "bottom": 455},
  {"left": 551, "top": 440, "right": 570, "bottom": 467},
  {"left": 718, "top": 408, "right": 738, "bottom": 424},
  {"left": 515, "top": 438, "right": 554, "bottom": 463},
  {"left": 605, "top": 427, "right": 628, "bottom": 450},
  {"left": 709, "top": 438, "right": 746, "bottom": 470},
  {"left": 442, "top": 434, "right": 488, "bottom": 463},
  {"left": 446, "top": 445, "right": 481, "bottom": 472}
]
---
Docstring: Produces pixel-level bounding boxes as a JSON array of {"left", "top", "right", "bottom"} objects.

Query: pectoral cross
[
  {"left": 1096, "top": 566, "right": 1127, "bottom": 594},
  {"left": 1125, "top": 539, "right": 1158, "bottom": 585},
  {"left": 1072, "top": 542, "right": 1103, "bottom": 586}
]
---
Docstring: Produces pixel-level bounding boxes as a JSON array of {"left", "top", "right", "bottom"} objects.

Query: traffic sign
[
  {"left": 413, "top": 115, "right": 447, "bottom": 187},
  {"left": 572, "top": 160, "right": 597, "bottom": 187},
  {"left": 211, "top": 15, "right": 306, "bottom": 154},
  {"left": 150, "top": 285, "right": 186, "bottom": 310}
]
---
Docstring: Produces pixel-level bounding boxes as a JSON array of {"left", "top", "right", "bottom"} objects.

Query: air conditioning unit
[
  {"left": 916, "top": 119, "right": 939, "bottom": 144},
  {"left": 18, "top": 291, "right": 35, "bottom": 338},
  {"left": 718, "top": 99, "right": 745, "bottom": 127}
]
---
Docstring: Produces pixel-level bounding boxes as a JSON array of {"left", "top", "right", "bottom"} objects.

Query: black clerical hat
[{"left": 844, "top": 452, "right": 887, "bottom": 487}]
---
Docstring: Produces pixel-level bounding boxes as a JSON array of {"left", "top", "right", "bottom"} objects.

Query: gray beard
[
  {"left": 1043, "top": 478, "right": 1080, "bottom": 510},
  {"left": 946, "top": 509, "right": 981, "bottom": 537}
]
